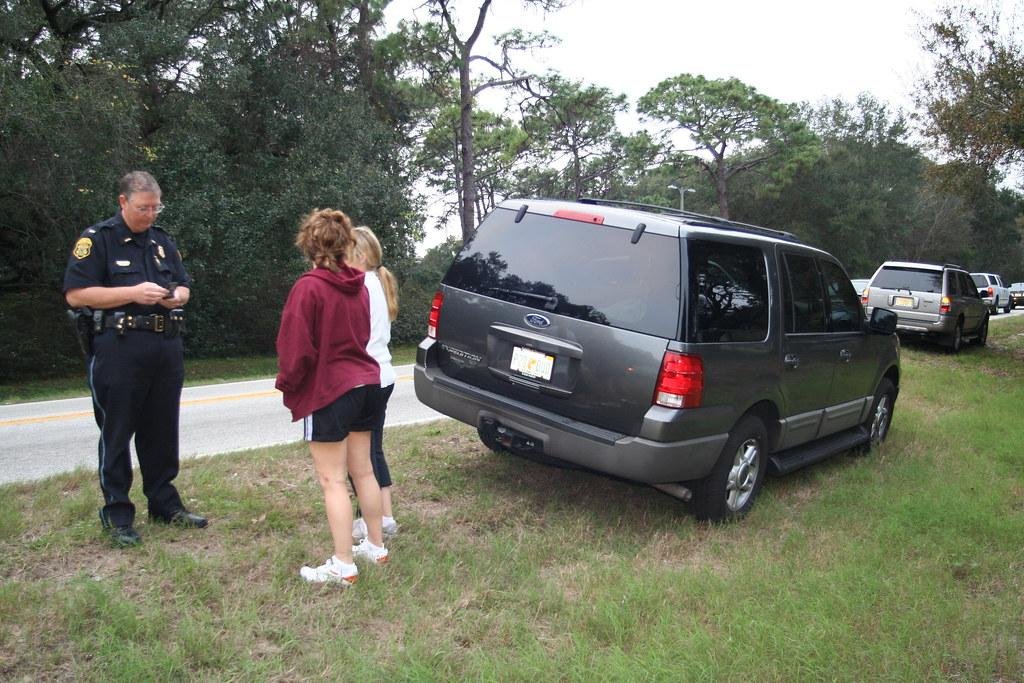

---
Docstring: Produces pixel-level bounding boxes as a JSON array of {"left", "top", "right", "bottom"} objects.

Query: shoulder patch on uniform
[{"left": 73, "top": 237, "right": 93, "bottom": 260}]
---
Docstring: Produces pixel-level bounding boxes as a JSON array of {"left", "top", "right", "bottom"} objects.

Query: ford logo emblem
[{"left": 524, "top": 313, "right": 551, "bottom": 329}]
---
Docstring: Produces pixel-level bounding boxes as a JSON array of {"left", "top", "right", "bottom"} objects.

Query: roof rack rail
[{"left": 577, "top": 197, "right": 800, "bottom": 242}]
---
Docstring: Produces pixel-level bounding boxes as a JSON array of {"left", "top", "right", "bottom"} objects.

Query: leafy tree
[
  {"left": 400, "top": 0, "right": 567, "bottom": 240},
  {"left": 517, "top": 75, "right": 627, "bottom": 198},
  {"left": 725, "top": 95, "right": 1010, "bottom": 277},
  {"left": 0, "top": 0, "right": 422, "bottom": 377},
  {"left": 390, "top": 237, "right": 462, "bottom": 343},
  {"left": 916, "top": 5, "right": 1024, "bottom": 177},
  {"left": 417, "top": 103, "right": 530, "bottom": 226},
  {"left": 638, "top": 74, "right": 819, "bottom": 218}
]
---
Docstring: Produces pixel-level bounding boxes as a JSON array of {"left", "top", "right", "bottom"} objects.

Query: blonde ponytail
[
  {"left": 376, "top": 265, "right": 400, "bottom": 321},
  {"left": 353, "top": 226, "right": 399, "bottom": 321}
]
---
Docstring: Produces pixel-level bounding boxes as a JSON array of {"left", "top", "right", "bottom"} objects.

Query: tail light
[
  {"left": 653, "top": 352, "right": 703, "bottom": 408},
  {"left": 940, "top": 296, "right": 951, "bottom": 314},
  {"left": 427, "top": 290, "right": 444, "bottom": 338},
  {"left": 861, "top": 287, "right": 869, "bottom": 306}
]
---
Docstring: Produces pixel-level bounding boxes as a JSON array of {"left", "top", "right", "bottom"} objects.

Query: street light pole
[{"left": 667, "top": 184, "right": 695, "bottom": 212}]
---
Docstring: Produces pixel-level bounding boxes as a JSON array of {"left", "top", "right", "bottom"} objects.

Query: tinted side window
[
  {"left": 443, "top": 209, "right": 681, "bottom": 337},
  {"left": 960, "top": 273, "right": 979, "bottom": 298},
  {"left": 819, "top": 260, "right": 862, "bottom": 332},
  {"left": 947, "top": 271, "right": 960, "bottom": 296},
  {"left": 686, "top": 240, "right": 768, "bottom": 343},
  {"left": 783, "top": 253, "right": 826, "bottom": 334}
]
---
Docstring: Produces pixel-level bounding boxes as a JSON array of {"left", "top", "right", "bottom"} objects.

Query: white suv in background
[{"left": 971, "top": 272, "right": 1011, "bottom": 315}]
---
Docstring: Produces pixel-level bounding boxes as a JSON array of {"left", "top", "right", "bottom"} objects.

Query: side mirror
[{"left": 868, "top": 307, "right": 897, "bottom": 335}]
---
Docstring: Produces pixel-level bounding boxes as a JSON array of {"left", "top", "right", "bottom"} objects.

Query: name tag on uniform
[{"left": 116, "top": 260, "right": 131, "bottom": 266}]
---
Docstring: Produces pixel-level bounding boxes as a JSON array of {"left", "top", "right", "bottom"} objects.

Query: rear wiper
[{"left": 488, "top": 287, "right": 558, "bottom": 311}]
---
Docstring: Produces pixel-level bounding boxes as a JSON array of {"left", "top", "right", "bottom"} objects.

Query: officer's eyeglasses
[{"left": 131, "top": 202, "right": 165, "bottom": 215}]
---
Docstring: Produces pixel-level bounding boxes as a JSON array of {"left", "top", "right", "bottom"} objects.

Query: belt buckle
[{"left": 154, "top": 315, "right": 165, "bottom": 333}]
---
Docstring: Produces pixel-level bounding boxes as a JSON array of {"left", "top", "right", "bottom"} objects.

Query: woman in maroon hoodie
[{"left": 276, "top": 208, "right": 391, "bottom": 586}]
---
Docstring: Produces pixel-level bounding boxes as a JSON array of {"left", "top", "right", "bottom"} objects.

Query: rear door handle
[{"left": 784, "top": 353, "right": 800, "bottom": 369}]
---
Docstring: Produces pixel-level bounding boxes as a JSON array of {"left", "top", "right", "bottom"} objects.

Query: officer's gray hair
[{"left": 119, "top": 171, "right": 161, "bottom": 199}]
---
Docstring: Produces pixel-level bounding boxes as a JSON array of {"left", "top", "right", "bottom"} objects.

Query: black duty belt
[{"left": 102, "top": 311, "right": 184, "bottom": 336}]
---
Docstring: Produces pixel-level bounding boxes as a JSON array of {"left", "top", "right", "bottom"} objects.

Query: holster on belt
[{"left": 66, "top": 307, "right": 96, "bottom": 358}]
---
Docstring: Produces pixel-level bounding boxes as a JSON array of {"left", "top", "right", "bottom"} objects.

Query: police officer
[{"left": 64, "top": 171, "right": 208, "bottom": 547}]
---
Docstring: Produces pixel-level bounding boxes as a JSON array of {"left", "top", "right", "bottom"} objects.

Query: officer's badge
[
  {"left": 73, "top": 237, "right": 92, "bottom": 260},
  {"left": 157, "top": 245, "right": 166, "bottom": 258}
]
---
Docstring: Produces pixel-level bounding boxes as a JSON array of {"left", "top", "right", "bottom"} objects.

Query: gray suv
[
  {"left": 863, "top": 261, "right": 988, "bottom": 352},
  {"left": 415, "top": 199, "right": 901, "bottom": 521}
]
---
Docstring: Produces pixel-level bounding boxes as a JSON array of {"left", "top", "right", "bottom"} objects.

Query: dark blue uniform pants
[{"left": 88, "top": 330, "right": 185, "bottom": 527}]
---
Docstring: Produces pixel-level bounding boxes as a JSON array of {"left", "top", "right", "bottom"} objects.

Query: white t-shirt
[{"left": 363, "top": 269, "right": 395, "bottom": 387}]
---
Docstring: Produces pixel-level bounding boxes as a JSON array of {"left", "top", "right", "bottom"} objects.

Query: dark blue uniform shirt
[{"left": 63, "top": 213, "right": 191, "bottom": 315}]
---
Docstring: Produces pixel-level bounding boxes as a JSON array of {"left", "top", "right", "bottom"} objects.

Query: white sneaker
[
  {"left": 352, "top": 538, "right": 389, "bottom": 565},
  {"left": 299, "top": 556, "right": 358, "bottom": 585},
  {"left": 352, "top": 516, "right": 399, "bottom": 542}
]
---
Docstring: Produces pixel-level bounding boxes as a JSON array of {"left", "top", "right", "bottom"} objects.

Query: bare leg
[
  {"left": 309, "top": 440, "right": 354, "bottom": 563},
  {"left": 347, "top": 431, "right": 384, "bottom": 547}
]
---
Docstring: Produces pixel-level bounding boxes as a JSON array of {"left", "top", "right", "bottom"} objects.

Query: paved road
[
  {"left": 990, "top": 307, "right": 1024, "bottom": 321},
  {"left": 0, "top": 364, "right": 446, "bottom": 485}
]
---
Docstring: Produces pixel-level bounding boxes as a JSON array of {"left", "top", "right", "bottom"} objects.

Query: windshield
[{"left": 873, "top": 267, "right": 943, "bottom": 293}]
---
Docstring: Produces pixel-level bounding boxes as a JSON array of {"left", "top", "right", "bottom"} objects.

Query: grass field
[{"left": 1, "top": 322, "right": 1022, "bottom": 680}]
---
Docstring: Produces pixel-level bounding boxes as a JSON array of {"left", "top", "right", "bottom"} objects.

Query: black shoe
[
  {"left": 150, "top": 508, "right": 208, "bottom": 529},
  {"left": 99, "top": 510, "right": 142, "bottom": 547},
  {"left": 108, "top": 524, "right": 142, "bottom": 547}
]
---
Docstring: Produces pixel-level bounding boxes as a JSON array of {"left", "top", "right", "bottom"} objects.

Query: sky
[{"left": 384, "top": 0, "right": 1018, "bottom": 247}]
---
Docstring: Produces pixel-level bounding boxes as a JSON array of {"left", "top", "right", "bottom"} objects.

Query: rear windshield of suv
[
  {"left": 873, "top": 266, "right": 943, "bottom": 293},
  {"left": 443, "top": 208, "right": 681, "bottom": 338},
  {"left": 971, "top": 274, "right": 989, "bottom": 288}
]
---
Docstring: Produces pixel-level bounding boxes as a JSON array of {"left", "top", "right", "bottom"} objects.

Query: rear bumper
[
  {"left": 867, "top": 307, "right": 955, "bottom": 337},
  {"left": 414, "top": 361, "right": 726, "bottom": 484}
]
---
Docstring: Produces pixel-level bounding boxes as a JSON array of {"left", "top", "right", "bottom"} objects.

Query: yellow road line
[{"left": 0, "top": 373, "right": 413, "bottom": 428}]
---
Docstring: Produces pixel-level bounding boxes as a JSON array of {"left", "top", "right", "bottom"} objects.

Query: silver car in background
[{"left": 863, "top": 261, "right": 988, "bottom": 352}]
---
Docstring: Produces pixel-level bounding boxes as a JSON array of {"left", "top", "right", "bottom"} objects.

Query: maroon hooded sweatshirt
[{"left": 275, "top": 265, "right": 382, "bottom": 421}]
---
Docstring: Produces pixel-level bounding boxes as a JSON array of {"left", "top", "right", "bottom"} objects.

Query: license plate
[
  {"left": 893, "top": 296, "right": 914, "bottom": 307},
  {"left": 510, "top": 346, "right": 554, "bottom": 381}
]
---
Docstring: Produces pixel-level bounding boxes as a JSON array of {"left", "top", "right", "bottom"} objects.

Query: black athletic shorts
[{"left": 304, "top": 384, "right": 392, "bottom": 442}]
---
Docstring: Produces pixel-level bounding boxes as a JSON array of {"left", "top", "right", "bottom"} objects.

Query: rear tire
[
  {"left": 1003, "top": 299, "right": 1012, "bottom": 314},
  {"left": 690, "top": 416, "right": 768, "bottom": 522},
  {"left": 974, "top": 316, "right": 989, "bottom": 347},
  {"left": 947, "top": 320, "right": 964, "bottom": 353}
]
